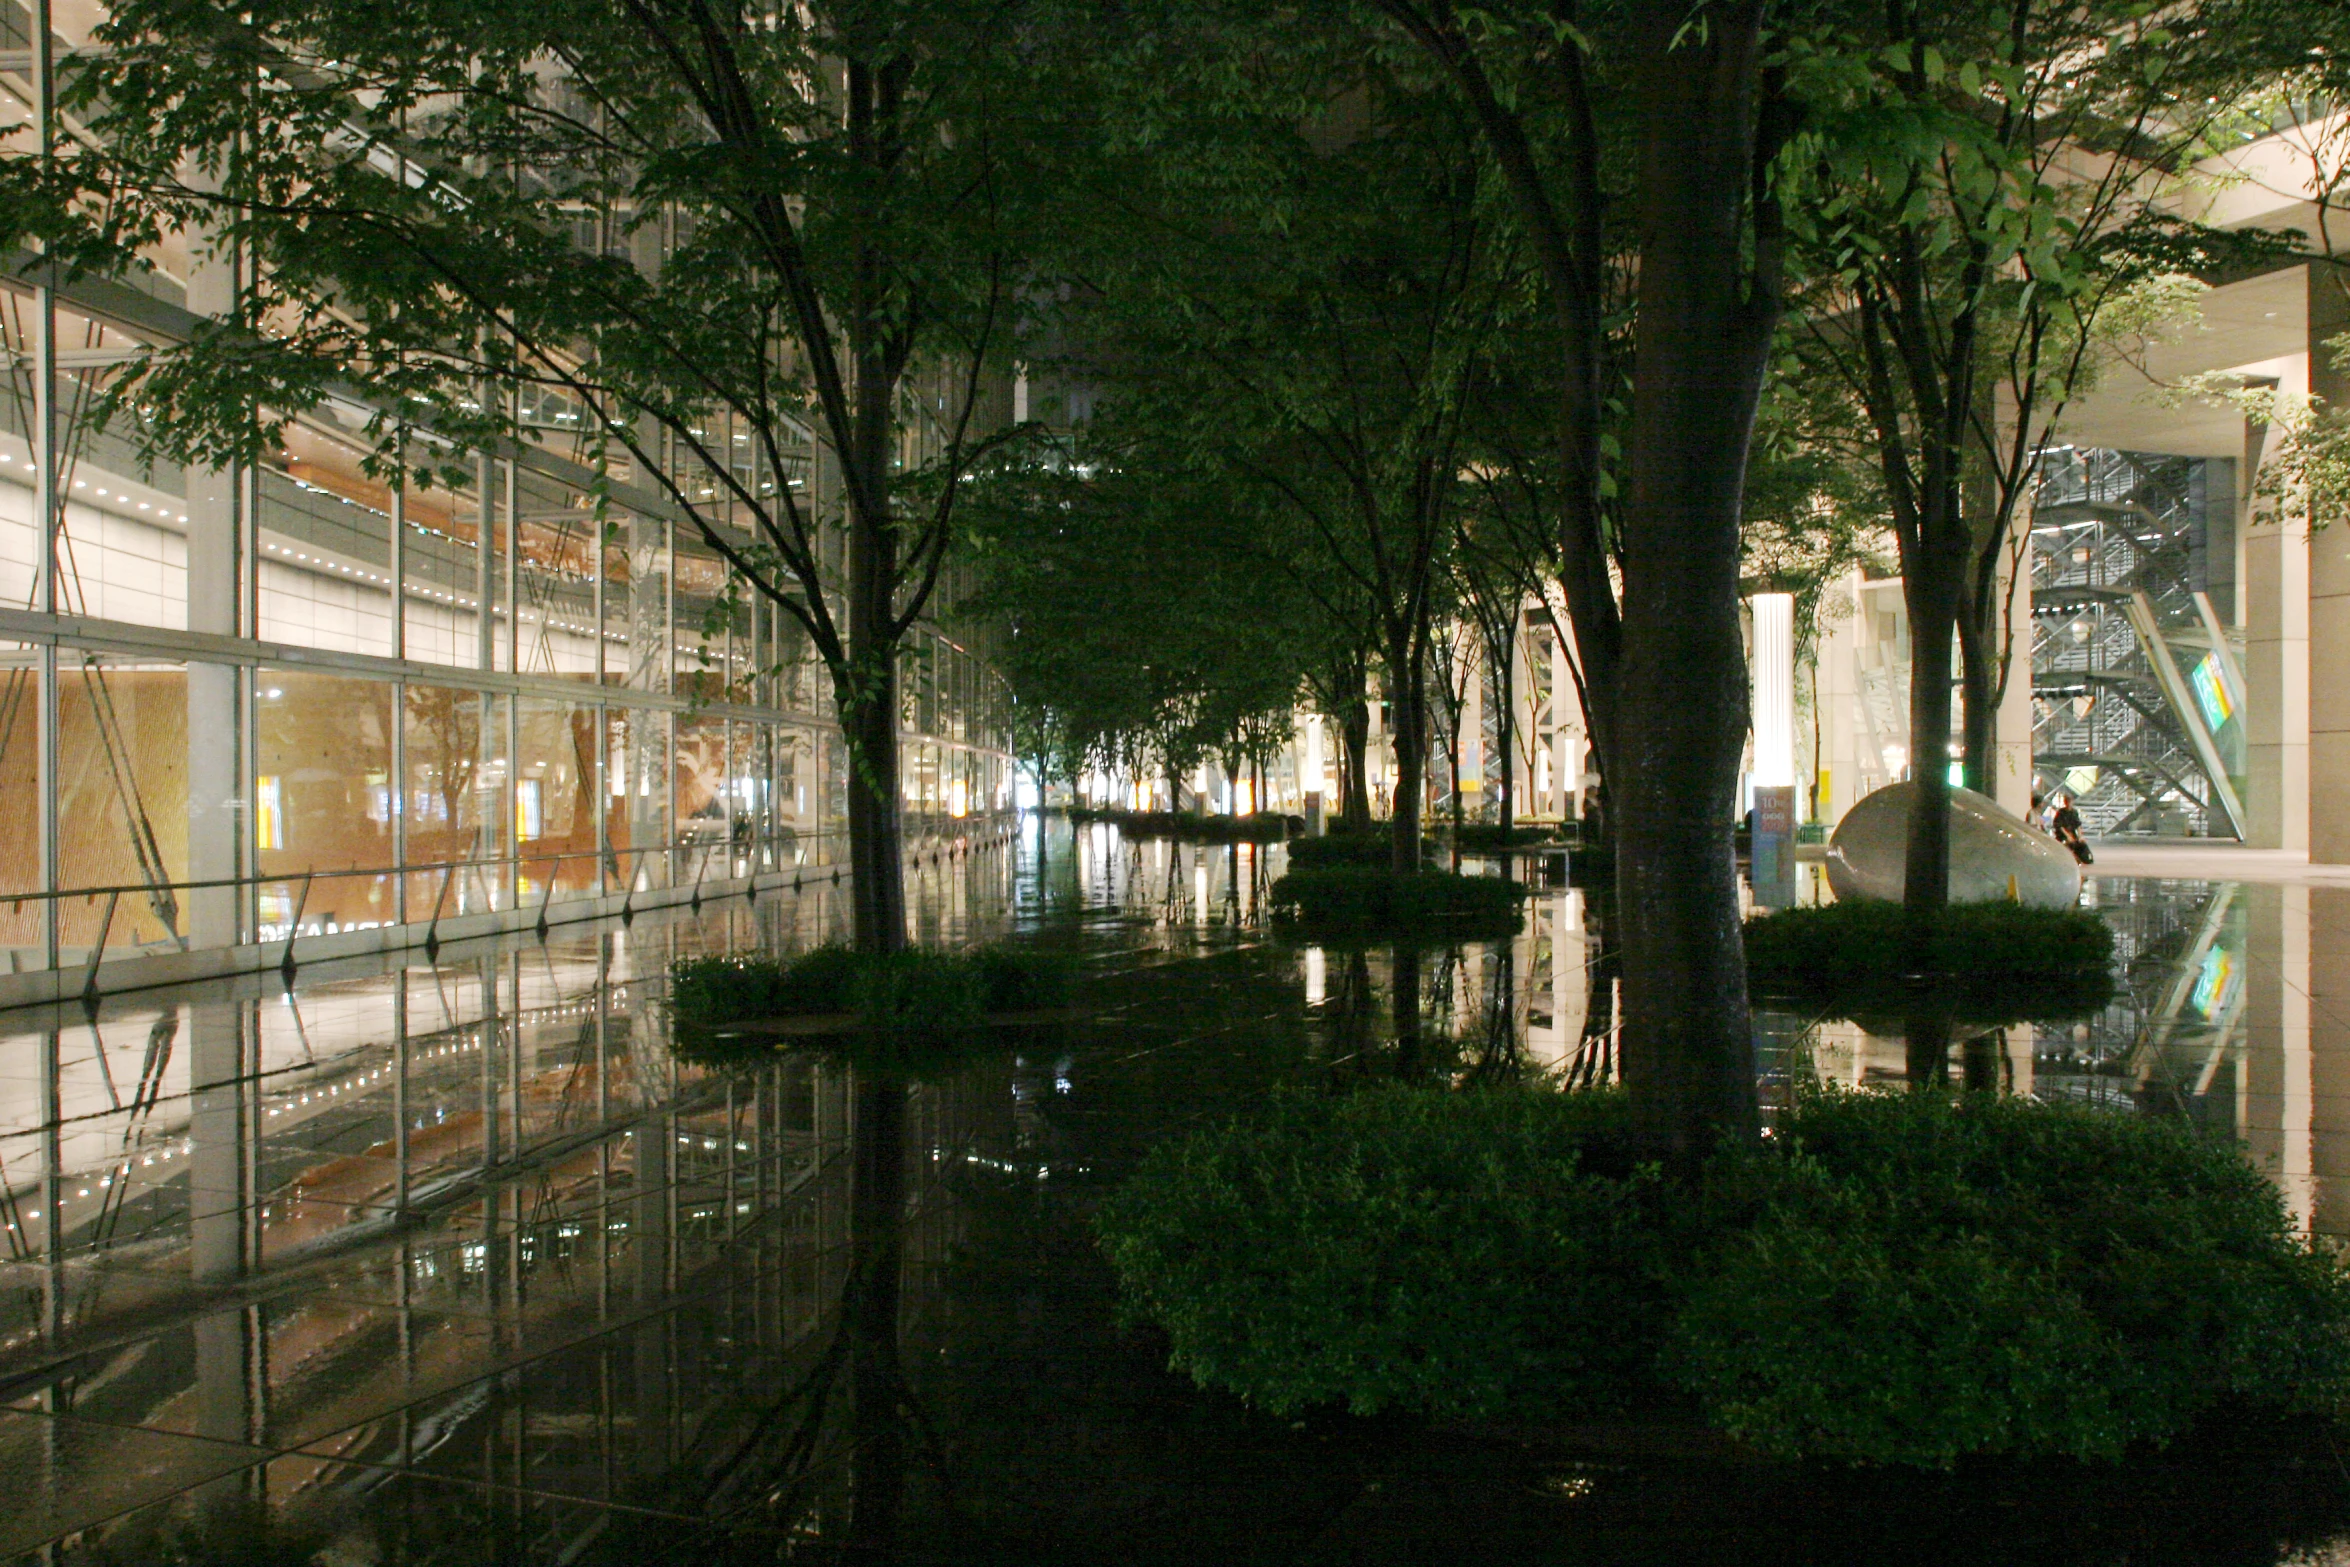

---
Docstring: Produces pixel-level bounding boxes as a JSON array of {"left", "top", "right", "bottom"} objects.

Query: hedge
[
  {"left": 1743, "top": 899, "right": 2114, "bottom": 1020},
  {"left": 1267, "top": 867, "right": 1529, "bottom": 934},
  {"left": 1099, "top": 1086, "right": 2350, "bottom": 1466}
]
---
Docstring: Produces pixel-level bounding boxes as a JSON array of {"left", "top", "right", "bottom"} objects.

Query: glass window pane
[
  {"left": 256, "top": 669, "right": 397, "bottom": 933},
  {"left": 515, "top": 696, "right": 600, "bottom": 905}
]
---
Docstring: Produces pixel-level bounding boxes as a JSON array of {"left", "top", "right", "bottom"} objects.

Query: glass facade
[{"left": 0, "top": 281, "right": 1013, "bottom": 991}]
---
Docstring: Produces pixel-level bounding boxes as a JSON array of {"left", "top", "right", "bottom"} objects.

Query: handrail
[
  {"left": 1, "top": 809, "right": 1019, "bottom": 970},
  {"left": 6, "top": 825, "right": 856, "bottom": 914}
]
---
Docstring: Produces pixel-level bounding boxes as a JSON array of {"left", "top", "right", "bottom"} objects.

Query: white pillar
[
  {"left": 1301, "top": 712, "right": 1326, "bottom": 833},
  {"left": 1750, "top": 593, "right": 1796, "bottom": 789},
  {"left": 2309, "top": 266, "right": 2350, "bottom": 863},
  {"left": 186, "top": 225, "right": 246, "bottom": 949},
  {"left": 2246, "top": 347, "right": 2311, "bottom": 851},
  {"left": 1460, "top": 641, "right": 1485, "bottom": 815}
]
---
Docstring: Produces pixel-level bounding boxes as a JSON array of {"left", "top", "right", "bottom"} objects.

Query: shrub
[
  {"left": 1100, "top": 1085, "right": 2350, "bottom": 1465},
  {"left": 1743, "top": 900, "right": 2114, "bottom": 1020},
  {"left": 1268, "top": 867, "right": 1528, "bottom": 934},
  {"left": 971, "top": 945, "right": 1080, "bottom": 1013},
  {"left": 1065, "top": 807, "right": 1296, "bottom": 843},
  {"left": 1449, "top": 824, "right": 1562, "bottom": 852},
  {"left": 1666, "top": 1091, "right": 2350, "bottom": 1465},
  {"left": 1098, "top": 1086, "right": 1673, "bottom": 1421},
  {"left": 851, "top": 948, "right": 985, "bottom": 1038},
  {"left": 670, "top": 946, "right": 860, "bottom": 1027},
  {"left": 670, "top": 944, "right": 1075, "bottom": 1035},
  {"left": 1285, "top": 834, "right": 1431, "bottom": 869}
]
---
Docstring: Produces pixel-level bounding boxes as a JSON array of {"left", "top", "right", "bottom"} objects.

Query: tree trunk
[
  {"left": 843, "top": 438, "right": 907, "bottom": 952},
  {"left": 1387, "top": 644, "right": 1426, "bottom": 874},
  {"left": 1961, "top": 1026, "right": 2003, "bottom": 1093},
  {"left": 844, "top": 196, "right": 908, "bottom": 956},
  {"left": 1956, "top": 377, "right": 2006, "bottom": 798},
  {"left": 1611, "top": 1, "right": 1774, "bottom": 1164},
  {"left": 1335, "top": 948, "right": 1374, "bottom": 1074},
  {"left": 1391, "top": 942, "right": 1422, "bottom": 1078},
  {"left": 843, "top": 684, "right": 908, "bottom": 953},
  {"left": 1904, "top": 1009, "right": 1953, "bottom": 1090},
  {"left": 1339, "top": 676, "right": 1373, "bottom": 831},
  {"left": 1497, "top": 629, "right": 1515, "bottom": 836},
  {"left": 1902, "top": 533, "right": 1965, "bottom": 923},
  {"left": 846, "top": 1072, "right": 908, "bottom": 1554},
  {"left": 1956, "top": 593, "right": 1998, "bottom": 797}
]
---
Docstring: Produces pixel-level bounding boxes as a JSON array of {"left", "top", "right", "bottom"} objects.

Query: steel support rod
[{"left": 32, "top": 0, "right": 58, "bottom": 973}]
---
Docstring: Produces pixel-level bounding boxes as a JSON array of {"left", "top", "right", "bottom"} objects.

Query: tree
[
  {"left": 1044, "top": 35, "right": 1516, "bottom": 873},
  {"left": 1781, "top": 0, "right": 2300, "bottom": 911},
  {"left": 1739, "top": 367, "right": 1894, "bottom": 820},
  {"left": 964, "top": 442, "right": 1313, "bottom": 810},
  {"left": 1452, "top": 474, "right": 1554, "bottom": 837},
  {"left": 2176, "top": 37, "right": 2350, "bottom": 544},
  {"left": 22, "top": 0, "right": 1048, "bottom": 955},
  {"left": 1372, "top": 0, "right": 1792, "bottom": 1158},
  {"left": 1426, "top": 600, "right": 1476, "bottom": 839}
]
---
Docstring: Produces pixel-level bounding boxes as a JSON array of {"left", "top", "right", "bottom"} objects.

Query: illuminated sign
[{"left": 2191, "top": 653, "right": 2234, "bottom": 734}]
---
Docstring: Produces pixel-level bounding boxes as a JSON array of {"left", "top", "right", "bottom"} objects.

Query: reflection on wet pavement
[{"left": 5, "top": 817, "right": 2350, "bottom": 1563}]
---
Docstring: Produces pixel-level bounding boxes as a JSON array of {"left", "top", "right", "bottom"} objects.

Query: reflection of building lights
[{"left": 256, "top": 776, "right": 286, "bottom": 850}]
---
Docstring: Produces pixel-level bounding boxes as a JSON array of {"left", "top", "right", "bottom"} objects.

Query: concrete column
[
  {"left": 1299, "top": 712, "right": 1324, "bottom": 834},
  {"left": 2243, "top": 348, "right": 2310, "bottom": 851},
  {"left": 1552, "top": 600, "right": 1590, "bottom": 814},
  {"left": 2244, "top": 884, "right": 2313, "bottom": 1230},
  {"left": 1509, "top": 603, "right": 1534, "bottom": 815},
  {"left": 188, "top": 1000, "right": 247, "bottom": 1284},
  {"left": 1459, "top": 641, "right": 1484, "bottom": 816},
  {"left": 1750, "top": 593, "right": 1796, "bottom": 789},
  {"left": 185, "top": 240, "right": 245, "bottom": 949},
  {"left": 1553, "top": 720, "right": 1572, "bottom": 822},
  {"left": 2307, "top": 271, "right": 2350, "bottom": 864},
  {"left": 1549, "top": 889, "right": 1587, "bottom": 1065},
  {"left": 1813, "top": 576, "right": 1861, "bottom": 824},
  {"left": 2311, "top": 887, "right": 2350, "bottom": 1238}
]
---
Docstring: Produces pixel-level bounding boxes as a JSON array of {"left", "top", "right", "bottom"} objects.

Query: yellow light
[{"left": 256, "top": 776, "right": 285, "bottom": 851}]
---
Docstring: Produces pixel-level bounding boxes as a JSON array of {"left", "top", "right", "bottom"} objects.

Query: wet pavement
[{"left": 2, "top": 816, "right": 2348, "bottom": 1564}]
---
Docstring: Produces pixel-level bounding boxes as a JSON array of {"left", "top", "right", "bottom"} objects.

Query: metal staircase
[{"left": 2031, "top": 448, "right": 2245, "bottom": 839}]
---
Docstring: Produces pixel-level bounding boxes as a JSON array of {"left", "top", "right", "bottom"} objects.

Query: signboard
[{"left": 1752, "top": 784, "right": 1797, "bottom": 908}]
